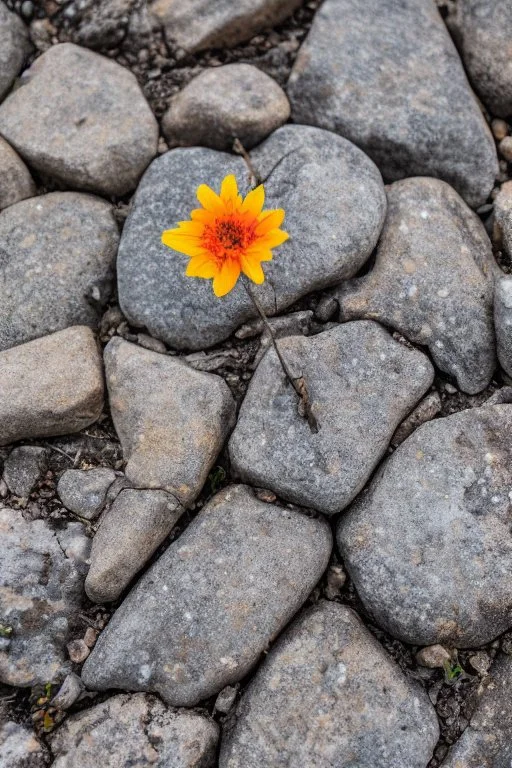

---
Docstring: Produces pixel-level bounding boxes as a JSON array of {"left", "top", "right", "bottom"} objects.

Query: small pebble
[
  {"left": 314, "top": 295, "right": 339, "bottom": 324},
  {"left": 469, "top": 651, "right": 491, "bottom": 676},
  {"left": 255, "top": 488, "right": 277, "bottom": 503},
  {"left": 214, "top": 685, "right": 238, "bottom": 714},
  {"left": 67, "top": 639, "right": 90, "bottom": 664},
  {"left": 415, "top": 644, "right": 452, "bottom": 668},
  {"left": 137, "top": 333, "right": 167, "bottom": 354},
  {"left": 444, "top": 382, "right": 458, "bottom": 394},
  {"left": 83, "top": 627, "right": 99, "bottom": 648},
  {"left": 499, "top": 136, "right": 512, "bottom": 162},
  {"left": 51, "top": 673, "right": 84, "bottom": 710},
  {"left": 325, "top": 564, "right": 347, "bottom": 599},
  {"left": 492, "top": 118, "right": 509, "bottom": 141}
]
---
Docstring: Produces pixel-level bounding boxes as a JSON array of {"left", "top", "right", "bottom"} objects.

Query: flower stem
[{"left": 242, "top": 279, "right": 319, "bottom": 433}]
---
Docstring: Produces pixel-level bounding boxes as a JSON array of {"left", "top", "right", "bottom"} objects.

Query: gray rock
[
  {"left": 495, "top": 275, "right": 512, "bottom": 377},
  {"left": 85, "top": 489, "right": 184, "bottom": 603},
  {"left": 57, "top": 468, "right": 116, "bottom": 520},
  {"left": 104, "top": 338, "right": 235, "bottom": 502},
  {"left": 0, "top": 192, "right": 119, "bottom": 351},
  {"left": 3, "top": 446, "right": 47, "bottom": 498},
  {"left": 73, "top": 0, "right": 133, "bottom": 49},
  {"left": 0, "top": 43, "right": 158, "bottom": 196},
  {"left": 0, "top": 136, "right": 35, "bottom": 210},
  {"left": 214, "top": 685, "right": 238, "bottom": 714},
  {"left": 493, "top": 181, "right": 512, "bottom": 260},
  {"left": 441, "top": 654, "right": 512, "bottom": 768},
  {"left": 49, "top": 693, "right": 218, "bottom": 768},
  {"left": 219, "top": 601, "right": 439, "bottom": 768},
  {"left": 338, "top": 404, "right": 512, "bottom": 647},
  {"left": 0, "top": 721, "right": 48, "bottom": 768},
  {"left": 287, "top": 0, "right": 498, "bottom": 208},
  {"left": 0, "top": 2, "right": 32, "bottom": 102},
  {"left": 51, "top": 672, "right": 85, "bottom": 711},
  {"left": 0, "top": 507, "right": 90, "bottom": 686},
  {"left": 0, "top": 326, "right": 104, "bottom": 446},
  {"left": 118, "top": 124, "right": 386, "bottom": 350},
  {"left": 229, "top": 321, "right": 434, "bottom": 515},
  {"left": 415, "top": 645, "right": 452, "bottom": 669},
  {"left": 447, "top": 0, "right": 512, "bottom": 118},
  {"left": 162, "top": 64, "right": 290, "bottom": 151},
  {"left": 81, "top": 484, "right": 332, "bottom": 705},
  {"left": 149, "top": 0, "right": 302, "bottom": 52},
  {"left": 335, "top": 178, "right": 496, "bottom": 394}
]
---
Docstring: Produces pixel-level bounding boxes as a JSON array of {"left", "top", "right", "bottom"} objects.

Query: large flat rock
[
  {"left": 338, "top": 405, "right": 512, "bottom": 647},
  {"left": 81, "top": 485, "right": 332, "bottom": 705},
  {"left": 447, "top": 0, "right": 512, "bottom": 118},
  {"left": 149, "top": 0, "right": 302, "bottom": 52},
  {"left": 0, "top": 192, "right": 119, "bottom": 351},
  {"left": 335, "top": 177, "right": 497, "bottom": 394},
  {"left": 0, "top": 326, "right": 104, "bottom": 446},
  {"left": 104, "top": 338, "right": 235, "bottom": 501},
  {"left": 0, "top": 43, "right": 158, "bottom": 196},
  {"left": 219, "top": 601, "right": 439, "bottom": 768},
  {"left": 229, "top": 321, "right": 434, "bottom": 515},
  {"left": 287, "top": 0, "right": 498, "bottom": 208},
  {"left": 117, "top": 124, "right": 386, "bottom": 350},
  {"left": 0, "top": 507, "right": 90, "bottom": 687},
  {"left": 49, "top": 693, "right": 218, "bottom": 768},
  {"left": 0, "top": 2, "right": 31, "bottom": 103}
]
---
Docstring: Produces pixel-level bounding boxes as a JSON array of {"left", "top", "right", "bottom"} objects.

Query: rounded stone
[
  {"left": 57, "top": 468, "right": 117, "bottom": 520},
  {"left": 338, "top": 404, "right": 512, "bottom": 648},
  {"left": 0, "top": 2, "right": 32, "bottom": 102},
  {"left": 0, "top": 136, "right": 35, "bottom": 211},
  {"left": 0, "top": 43, "right": 158, "bottom": 196},
  {"left": 162, "top": 64, "right": 290, "bottom": 151}
]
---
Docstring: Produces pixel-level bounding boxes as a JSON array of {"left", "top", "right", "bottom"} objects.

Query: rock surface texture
[
  {"left": 82, "top": 485, "right": 332, "bottom": 705},
  {"left": 230, "top": 321, "right": 434, "bottom": 514},
  {"left": 287, "top": 0, "right": 498, "bottom": 208},
  {"left": 57, "top": 468, "right": 117, "bottom": 520},
  {"left": 162, "top": 64, "right": 290, "bottom": 150},
  {"left": 0, "top": 326, "right": 104, "bottom": 445},
  {"left": 49, "top": 693, "right": 218, "bottom": 768},
  {"left": 447, "top": 0, "right": 512, "bottom": 118},
  {"left": 220, "top": 601, "right": 439, "bottom": 768},
  {"left": 0, "top": 507, "right": 90, "bottom": 686},
  {"left": 441, "top": 654, "right": 512, "bottom": 767},
  {"left": 117, "top": 124, "right": 386, "bottom": 349},
  {"left": 495, "top": 275, "right": 512, "bottom": 378},
  {"left": 0, "top": 43, "right": 158, "bottom": 196},
  {"left": 149, "top": 0, "right": 303, "bottom": 52},
  {"left": 0, "top": 721, "right": 48, "bottom": 768},
  {"left": 3, "top": 446, "right": 47, "bottom": 499},
  {"left": 494, "top": 181, "right": 512, "bottom": 260},
  {"left": 335, "top": 177, "right": 496, "bottom": 394},
  {"left": 0, "top": 192, "right": 119, "bottom": 351},
  {"left": 0, "top": 2, "right": 31, "bottom": 102},
  {"left": 104, "top": 338, "right": 235, "bottom": 500},
  {"left": 0, "top": 136, "right": 35, "bottom": 210},
  {"left": 85, "top": 489, "right": 183, "bottom": 603},
  {"left": 338, "top": 405, "right": 512, "bottom": 647}
]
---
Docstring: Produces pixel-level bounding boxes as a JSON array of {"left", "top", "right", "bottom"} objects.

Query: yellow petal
[
  {"left": 245, "top": 247, "right": 273, "bottom": 262},
  {"left": 175, "top": 220, "right": 205, "bottom": 236},
  {"left": 241, "top": 255, "right": 265, "bottom": 284},
  {"left": 186, "top": 256, "right": 218, "bottom": 278},
  {"left": 256, "top": 209, "right": 285, "bottom": 234},
  {"left": 258, "top": 229, "right": 289, "bottom": 249},
  {"left": 191, "top": 208, "right": 215, "bottom": 223},
  {"left": 220, "top": 174, "right": 239, "bottom": 203},
  {"left": 197, "top": 183, "right": 225, "bottom": 214},
  {"left": 241, "top": 185, "right": 265, "bottom": 216},
  {"left": 162, "top": 231, "right": 204, "bottom": 257},
  {"left": 213, "top": 259, "right": 240, "bottom": 297}
]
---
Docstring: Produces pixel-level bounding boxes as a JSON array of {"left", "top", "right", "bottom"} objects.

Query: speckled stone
[
  {"left": 81, "top": 485, "right": 332, "bottom": 706},
  {"left": 495, "top": 275, "right": 512, "bottom": 378},
  {"left": 493, "top": 181, "right": 512, "bottom": 261},
  {"left": 229, "top": 321, "right": 434, "bottom": 515},
  {"left": 3, "top": 446, "right": 47, "bottom": 498},
  {"left": 0, "top": 192, "right": 119, "bottom": 351},
  {"left": 162, "top": 64, "right": 290, "bottom": 151},
  {"left": 57, "top": 468, "right": 117, "bottom": 520},
  {"left": 0, "top": 136, "right": 35, "bottom": 210},
  {"left": 338, "top": 405, "right": 512, "bottom": 647},
  {"left": 49, "top": 693, "right": 218, "bottom": 768},
  {"left": 85, "top": 489, "right": 184, "bottom": 603},
  {"left": 441, "top": 654, "right": 512, "bottom": 767},
  {"left": 447, "top": 0, "right": 512, "bottom": 118},
  {"left": 219, "top": 601, "right": 439, "bottom": 768},
  {"left": 117, "top": 124, "right": 386, "bottom": 350},
  {"left": 0, "top": 507, "right": 90, "bottom": 687},
  {"left": 0, "top": 43, "right": 158, "bottom": 196},
  {"left": 104, "top": 338, "right": 235, "bottom": 502},
  {"left": 0, "top": 326, "right": 104, "bottom": 446},
  {"left": 335, "top": 177, "right": 496, "bottom": 394},
  {"left": 0, "top": 721, "right": 48, "bottom": 768},
  {"left": 0, "top": 2, "right": 32, "bottom": 102},
  {"left": 287, "top": 0, "right": 498, "bottom": 208},
  {"left": 149, "top": 0, "right": 302, "bottom": 52}
]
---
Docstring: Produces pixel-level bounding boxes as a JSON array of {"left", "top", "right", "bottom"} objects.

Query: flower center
[{"left": 203, "top": 216, "right": 256, "bottom": 262}]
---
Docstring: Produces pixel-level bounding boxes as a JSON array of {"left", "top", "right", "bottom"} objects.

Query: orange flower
[{"left": 161, "top": 174, "right": 288, "bottom": 297}]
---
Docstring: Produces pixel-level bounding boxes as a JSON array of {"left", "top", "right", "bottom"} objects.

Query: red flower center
[{"left": 203, "top": 216, "right": 257, "bottom": 262}]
